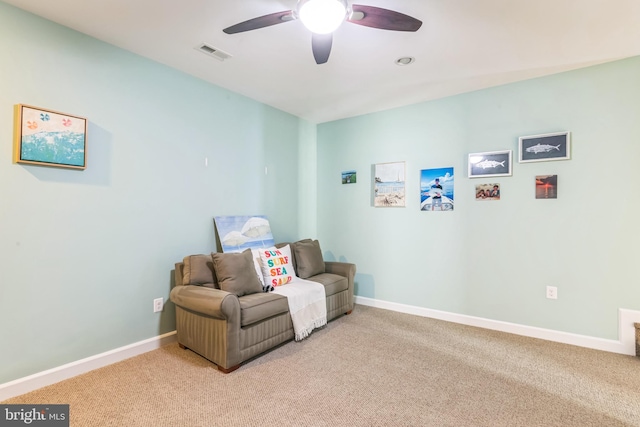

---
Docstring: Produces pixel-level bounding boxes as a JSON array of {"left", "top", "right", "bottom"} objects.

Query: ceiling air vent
[{"left": 195, "top": 43, "right": 232, "bottom": 61}]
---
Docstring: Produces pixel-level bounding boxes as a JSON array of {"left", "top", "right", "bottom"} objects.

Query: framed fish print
[
  {"left": 13, "top": 104, "right": 88, "bottom": 170},
  {"left": 467, "top": 150, "right": 512, "bottom": 178},
  {"left": 518, "top": 131, "right": 570, "bottom": 163}
]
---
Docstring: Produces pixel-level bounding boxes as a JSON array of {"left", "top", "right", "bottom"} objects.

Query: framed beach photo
[
  {"left": 519, "top": 131, "right": 570, "bottom": 163},
  {"left": 468, "top": 150, "right": 512, "bottom": 178},
  {"left": 374, "top": 161, "right": 405, "bottom": 207},
  {"left": 13, "top": 104, "right": 87, "bottom": 170}
]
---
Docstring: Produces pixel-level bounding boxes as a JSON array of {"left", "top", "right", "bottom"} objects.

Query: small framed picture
[
  {"left": 342, "top": 170, "right": 356, "bottom": 184},
  {"left": 475, "top": 183, "right": 500, "bottom": 201},
  {"left": 13, "top": 104, "right": 87, "bottom": 170},
  {"left": 468, "top": 150, "right": 512, "bottom": 178},
  {"left": 519, "top": 131, "right": 570, "bottom": 163},
  {"left": 536, "top": 175, "right": 558, "bottom": 199}
]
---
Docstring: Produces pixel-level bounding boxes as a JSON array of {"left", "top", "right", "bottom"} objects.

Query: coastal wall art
[
  {"left": 519, "top": 131, "right": 571, "bottom": 163},
  {"left": 342, "top": 170, "right": 357, "bottom": 184},
  {"left": 13, "top": 104, "right": 87, "bottom": 170},
  {"left": 420, "top": 167, "right": 454, "bottom": 211},
  {"left": 468, "top": 150, "right": 512, "bottom": 178},
  {"left": 374, "top": 161, "right": 405, "bottom": 207},
  {"left": 214, "top": 215, "right": 275, "bottom": 252},
  {"left": 535, "top": 175, "right": 558, "bottom": 199}
]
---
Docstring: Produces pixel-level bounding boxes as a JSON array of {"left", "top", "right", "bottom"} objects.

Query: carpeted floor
[{"left": 4, "top": 305, "right": 640, "bottom": 426}]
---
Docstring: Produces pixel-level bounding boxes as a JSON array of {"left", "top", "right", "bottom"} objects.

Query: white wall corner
[{"left": 0, "top": 331, "right": 176, "bottom": 402}]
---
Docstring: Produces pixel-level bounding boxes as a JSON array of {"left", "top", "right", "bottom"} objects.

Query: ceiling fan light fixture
[{"left": 297, "top": 0, "right": 348, "bottom": 34}]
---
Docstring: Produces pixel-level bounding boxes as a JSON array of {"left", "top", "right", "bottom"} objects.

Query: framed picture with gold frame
[{"left": 13, "top": 104, "right": 87, "bottom": 170}]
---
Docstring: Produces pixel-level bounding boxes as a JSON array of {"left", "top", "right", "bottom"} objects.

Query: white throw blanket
[{"left": 272, "top": 278, "right": 327, "bottom": 341}]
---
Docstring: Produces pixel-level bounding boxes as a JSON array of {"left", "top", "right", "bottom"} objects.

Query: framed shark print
[
  {"left": 518, "top": 131, "right": 571, "bottom": 163},
  {"left": 468, "top": 150, "right": 512, "bottom": 178}
]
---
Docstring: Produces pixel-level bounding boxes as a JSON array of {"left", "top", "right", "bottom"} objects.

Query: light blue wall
[
  {"left": 0, "top": 3, "right": 307, "bottom": 383},
  {"left": 317, "top": 56, "right": 640, "bottom": 341},
  {"left": 297, "top": 120, "right": 318, "bottom": 238}
]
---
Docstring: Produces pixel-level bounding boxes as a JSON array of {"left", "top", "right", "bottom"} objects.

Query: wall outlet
[
  {"left": 153, "top": 297, "right": 164, "bottom": 313},
  {"left": 546, "top": 286, "right": 558, "bottom": 300}
]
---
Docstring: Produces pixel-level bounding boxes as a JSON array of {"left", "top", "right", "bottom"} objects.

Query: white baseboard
[
  {"left": 3, "top": 302, "right": 637, "bottom": 402},
  {"left": 0, "top": 331, "right": 176, "bottom": 402},
  {"left": 355, "top": 296, "right": 640, "bottom": 356}
]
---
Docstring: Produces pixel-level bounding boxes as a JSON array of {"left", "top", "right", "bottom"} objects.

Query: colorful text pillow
[
  {"left": 251, "top": 249, "right": 273, "bottom": 292},
  {"left": 259, "top": 245, "right": 297, "bottom": 288}
]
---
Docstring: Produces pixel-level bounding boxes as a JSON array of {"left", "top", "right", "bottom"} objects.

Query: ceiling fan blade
[
  {"left": 348, "top": 5, "right": 422, "bottom": 32},
  {"left": 223, "top": 10, "right": 294, "bottom": 34},
  {"left": 312, "top": 33, "right": 333, "bottom": 64}
]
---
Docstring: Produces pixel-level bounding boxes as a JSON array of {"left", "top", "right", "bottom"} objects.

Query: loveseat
[{"left": 170, "top": 240, "right": 355, "bottom": 373}]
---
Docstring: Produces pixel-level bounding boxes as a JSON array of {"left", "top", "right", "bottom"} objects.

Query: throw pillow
[
  {"left": 251, "top": 249, "right": 273, "bottom": 292},
  {"left": 259, "top": 245, "right": 297, "bottom": 288},
  {"left": 211, "top": 249, "right": 263, "bottom": 297},
  {"left": 182, "top": 254, "right": 216, "bottom": 287},
  {"left": 292, "top": 239, "right": 325, "bottom": 279}
]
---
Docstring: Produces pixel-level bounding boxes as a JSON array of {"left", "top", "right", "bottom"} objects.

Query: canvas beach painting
[
  {"left": 374, "top": 161, "right": 405, "bottom": 207},
  {"left": 214, "top": 215, "right": 275, "bottom": 252},
  {"left": 13, "top": 104, "right": 87, "bottom": 169},
  {"left": 420, "top": 167, "right": 454, "bottom": 211},
  {"left": 519, "top": 131, "right": 571, "bottom": 163}
]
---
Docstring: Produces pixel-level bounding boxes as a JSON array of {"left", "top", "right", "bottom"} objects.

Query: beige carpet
[{"left": 4, "top": 306, "right": 640, "bottom": 426}]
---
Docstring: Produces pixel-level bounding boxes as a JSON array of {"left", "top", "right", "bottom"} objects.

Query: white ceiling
[{"left": 5, "top": 0, "right": 640, "bottom": 123}]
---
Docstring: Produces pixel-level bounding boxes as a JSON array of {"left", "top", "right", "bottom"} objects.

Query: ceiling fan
[{"left": 222, "top": 0, "right": 422, "bottom": 64}]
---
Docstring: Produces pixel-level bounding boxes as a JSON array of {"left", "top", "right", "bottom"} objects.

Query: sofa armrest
[
  {"left": 324, "top": 261, "right": 356, "bottom": 312},
  {"left": 324, "top": 261, "right": 356, "bottom": 280},
  {"left": 170, "top": 285, "right": 238, "bottom": 320}
]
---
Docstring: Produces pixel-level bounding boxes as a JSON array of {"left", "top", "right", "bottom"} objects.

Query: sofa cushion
[
  {"left": 182, "top": 254, "right": 217, "bottom": 288},
  {"left": 292, "top": 239, "right": 325, "bottom": 279},
  {"left": 211, "top": 249, "right": 263, "bottom": 297},
  {"left": 259, "top": 245, "right": 297, "bottom": 288},
  {"left": 239, "top": 292, "right": 289, "bottom": 327},
  {"left": 306, "top": 273, "right": 348, "bottom": 297}
]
